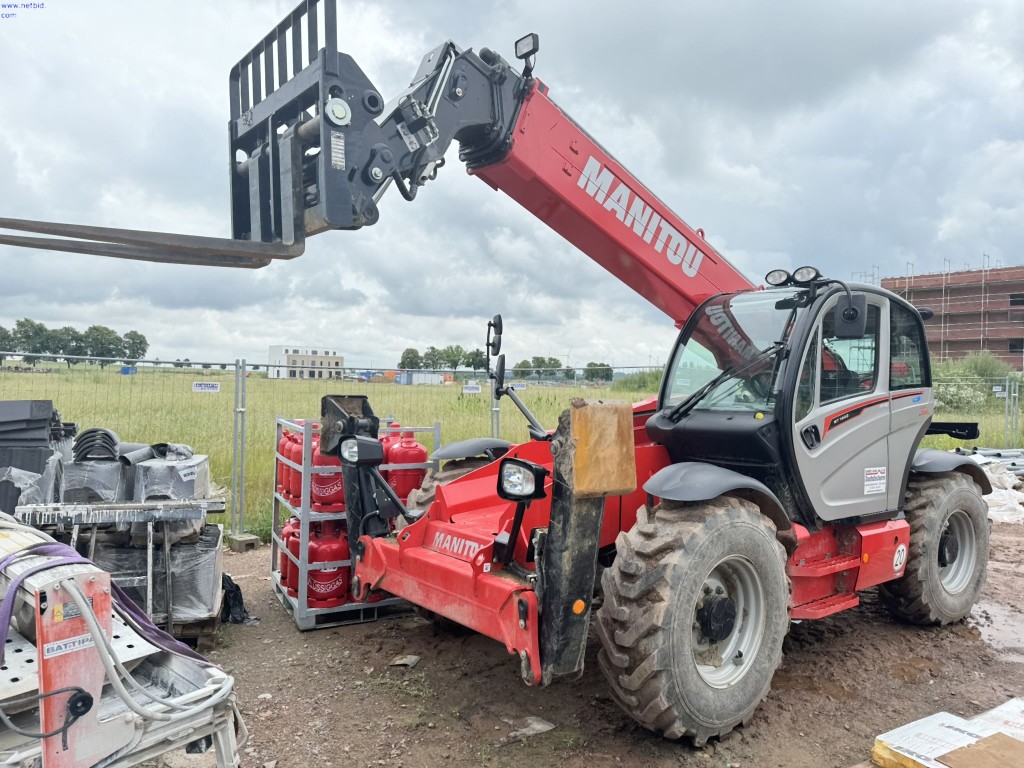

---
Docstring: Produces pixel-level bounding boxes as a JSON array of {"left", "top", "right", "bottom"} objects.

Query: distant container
[
  {"left": 395, "top": 372, "right": 413, "bottom": 385},
  {"left": 412, "top": 373, "right": 444, "bottom": 386},
  {"left": 120, "top": 366, "right": 137, "bottom": 375}
]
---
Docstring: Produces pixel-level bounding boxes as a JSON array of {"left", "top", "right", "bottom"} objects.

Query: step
[
  {"left": 790, "top": 592, "right": 860, "bottom": 620},
  {"left": 787, "top": 553, "right": 861, "bottom": 578}
]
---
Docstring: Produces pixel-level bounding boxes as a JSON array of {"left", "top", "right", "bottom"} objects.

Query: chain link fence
[{"left": 4, "top": 352, "right": 1019, "bottom": 540}]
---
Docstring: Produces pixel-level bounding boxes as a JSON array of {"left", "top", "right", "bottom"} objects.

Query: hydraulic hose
[{"left": 64, "top": 580, "right": 234, "bottom": 723}]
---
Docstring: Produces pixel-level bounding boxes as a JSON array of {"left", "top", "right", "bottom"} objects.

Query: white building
[{"left": 267, "top": 345, "right": 345, "bottom": 379}]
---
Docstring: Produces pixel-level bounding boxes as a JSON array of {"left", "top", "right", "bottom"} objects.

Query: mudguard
[
  {"left": 431, "top": 438, "right": 512, "bottom": 461},
  {"left": 911, "top": 448, "right": 992, "bottom": 495},
  {"left": 643, "top": 462, "right": 792, "bottom": 535}
]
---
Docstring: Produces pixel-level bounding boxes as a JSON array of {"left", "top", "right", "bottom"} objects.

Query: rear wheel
[
  {"left": 595, "top": 496, "right": 789, "bottom": 744},
  {"left": 880, "top": 472, "right": 989, "bottom": 625}
]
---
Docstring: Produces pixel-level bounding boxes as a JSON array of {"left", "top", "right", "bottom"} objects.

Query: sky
[{"left": 0, "top": 1, "right": 1022, "bottom": 369}]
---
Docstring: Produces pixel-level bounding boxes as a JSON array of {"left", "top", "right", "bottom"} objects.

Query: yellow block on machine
[{"left": 566, "top": 398, "right": 636, "bottom": 498}]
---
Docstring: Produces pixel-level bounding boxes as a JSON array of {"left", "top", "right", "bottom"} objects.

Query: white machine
[{"left": 0, "top": 513, "right": 245, "bottom": 767}]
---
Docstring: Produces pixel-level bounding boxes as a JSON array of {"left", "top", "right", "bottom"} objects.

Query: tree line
[
  {"left": 0, "top": 318, "right": 149, "bottom": 368},
  {"left": 511, "top": 358, "right": 613, "bottom": 381},
  {"left": 398, "top": 345, "right": 488, "bottom": 371},
  {"left": 396, "top": 346, "right": 613, "bottom": 381}
]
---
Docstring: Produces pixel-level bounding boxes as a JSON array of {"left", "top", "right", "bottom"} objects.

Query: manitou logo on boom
[
  {"left": 577, "top": 156, "right": 704, "bottom": 278},
  {"left": 432, "top": 532, "right": 482, "bottom": 558}
]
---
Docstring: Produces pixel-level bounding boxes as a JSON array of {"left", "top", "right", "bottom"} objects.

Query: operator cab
[{"left": 646, "top": 268, "right": 933, "bottom": 527}]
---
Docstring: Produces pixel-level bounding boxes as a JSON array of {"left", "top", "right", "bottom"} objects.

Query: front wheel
[
  {"left": 880, "top": 472, "right": 989, "bottom": 625},
  {"left": 595, "top": 496, "right": 789, "bottom": 745}
]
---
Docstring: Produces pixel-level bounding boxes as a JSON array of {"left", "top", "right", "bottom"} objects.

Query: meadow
[{"left": 1, "top": 364, "right": 1017, "bottom": 539}]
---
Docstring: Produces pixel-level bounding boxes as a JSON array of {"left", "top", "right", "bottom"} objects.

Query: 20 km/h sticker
[{"left": 893, "top": 544, "right": 908, "bottom": 572}]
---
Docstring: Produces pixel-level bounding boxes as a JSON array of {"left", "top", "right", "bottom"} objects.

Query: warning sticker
[
  {"left": 330, "top": 130, "right": 346, "bottom": 170},
  {"left": 397, "top": 122, "right": 420, "bottom": 152},
  {"left": 43, "top": 633, "right": 95, "bottom": 659},
  {"left": 178, "top": 466, "right": 198, "bottom": 482},
  {"left": 53, "top": 597, "right": 93, "bottom": 622},
  {"left": 864, "top": 467, "right": 887, "bottom": 495}
]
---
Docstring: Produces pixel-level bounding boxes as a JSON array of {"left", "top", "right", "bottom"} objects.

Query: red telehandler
[{"left": 0, "top": 0, "right": 992, "bottom": 744}]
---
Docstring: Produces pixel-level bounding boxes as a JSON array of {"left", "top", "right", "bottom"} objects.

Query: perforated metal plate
[{"left": 1, "top": 612, "right": 158, "bottom": 708}]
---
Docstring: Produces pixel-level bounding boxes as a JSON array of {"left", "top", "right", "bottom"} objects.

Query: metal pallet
[{"left": 270, "top": 571, "right": 407, "bottom": 630}]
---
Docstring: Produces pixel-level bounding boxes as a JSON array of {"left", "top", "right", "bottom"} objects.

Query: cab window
[
  {"left": 819, "top": 304, "right": 881, "bottom": 404},
  {"left": 795, "top": 329, "right": 818, "bottom": 422},
  {"left": 890, "top": 303, "right": 928, "bottom": 389}
]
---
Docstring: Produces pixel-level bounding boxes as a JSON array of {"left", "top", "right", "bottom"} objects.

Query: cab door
[
  {"left": 886, "top": 302, "right": 933, "bottom": 509},
  {"left": 791, "top": 295, "right": 892, "bottom": 521}
]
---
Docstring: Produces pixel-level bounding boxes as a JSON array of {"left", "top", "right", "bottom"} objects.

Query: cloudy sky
[{"left": 1, "top": 1, "right": 1022, "bottom": 368}]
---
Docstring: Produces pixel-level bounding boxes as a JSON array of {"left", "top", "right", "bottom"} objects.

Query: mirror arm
[{"left": 505, "top": 387, "right": 549, "bottom": 440}]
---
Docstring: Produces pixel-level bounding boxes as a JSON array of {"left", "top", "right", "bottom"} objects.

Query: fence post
[
  {"left": 225, "top": 358, "right": 260, "bottom": 552},
  {"left": 231, "top": 359, "right": 240, "bottom": 534},
  {"left": 239, "top": 358, "right": 248, "bottom": 533},
  {"left": 490, "top": 378, "right": 501, "bottom": 440},
  {"left": 1005, "top": 376, "right": 1010, "bottom": 449}
]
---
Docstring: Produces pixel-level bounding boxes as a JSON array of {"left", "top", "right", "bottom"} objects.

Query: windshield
[{"left": 663, "top": 290, "right": 804, "bottom": 411}]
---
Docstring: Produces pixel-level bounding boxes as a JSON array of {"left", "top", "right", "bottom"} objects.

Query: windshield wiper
[{"left": 667, "top": 342, "right": 784, "bottom": 423}]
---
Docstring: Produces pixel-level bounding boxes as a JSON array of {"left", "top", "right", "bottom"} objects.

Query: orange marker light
[
  {"left": 862, "top": 553, "right": 870, "bottom": 563},
  {"left": 572, "top": 599, "right": 586, "bottom": 615}
]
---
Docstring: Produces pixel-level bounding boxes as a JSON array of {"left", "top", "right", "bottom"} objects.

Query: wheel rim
[
  {"left": 691, "top": 555, "right": 766, "bottom": 689},
  {"left": 939, "top": 508, "right": 977, "bottom": 595}
]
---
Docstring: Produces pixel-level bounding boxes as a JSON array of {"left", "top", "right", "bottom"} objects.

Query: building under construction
[{"left": 881, "top": 265, "right": 1024, "bottom": 370}]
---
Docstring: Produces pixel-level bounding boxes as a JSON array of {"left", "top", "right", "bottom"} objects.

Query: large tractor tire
[
  {"left": 880, "top": 472, "right": 989, "bottom": 625},
  {"left": 595, "top": 496, "right": 789, "bottom": 745}
]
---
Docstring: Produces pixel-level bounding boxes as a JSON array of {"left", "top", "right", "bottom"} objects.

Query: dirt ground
[{"left": 200, "top": 523, "right": 1024, "bottom": 768}]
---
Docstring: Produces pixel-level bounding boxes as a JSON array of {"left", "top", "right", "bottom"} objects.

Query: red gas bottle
[
  {"left": 311, "top": 438, "right": 345, "bottom": 512},
  {"left": 378, "top": 423, "right": 401, "bottom": 483},
  {"left": 307, "top": 521, "right": 350, "bottom": 608},
  {"left": 279, "top": 517, "right": 300, "bottom": 590},
  {"left": 285, "top": 424, "right": 306, "bottom": 502},
  {"left": 388, "top": 431, "right": 428, "bottom": 504},
  {"left": 276, "top": 432, "right": 291, "bottom": 493},
  {"left": 285, "top": 522, "right": 303, "bottom": 598}
]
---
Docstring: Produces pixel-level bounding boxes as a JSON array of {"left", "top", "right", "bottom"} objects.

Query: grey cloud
[{"left": 1, "top": 0, "right": 1021, "bottom": 367}]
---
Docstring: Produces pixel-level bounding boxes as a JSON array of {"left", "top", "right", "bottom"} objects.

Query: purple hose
[{"left": 0, "top": 541, "right": 207, "bottom": 666}]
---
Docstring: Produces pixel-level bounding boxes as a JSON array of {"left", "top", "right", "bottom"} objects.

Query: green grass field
[{"left": 2, "top": 365, "right": 1018, "bottom": 540}]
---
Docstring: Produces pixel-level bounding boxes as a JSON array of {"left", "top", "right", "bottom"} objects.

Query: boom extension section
[{"left": 3, "top": 0, "right": 752, "bottom": 319}]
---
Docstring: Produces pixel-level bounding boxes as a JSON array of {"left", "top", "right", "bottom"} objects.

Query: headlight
[
  {"left": 502, "top": 464, "right": 535, "bottom": 497},
  {"left": 765, "top": 269, "right": 791, "bottom": 286},
  {"left": 340, "top": 438, "right": 360, "bottom": 464},
  {"left": 496, "top": 458, "right": 549, "bottom": 501},
  {"left": 792, "top": 265, "right": 820, "bottom": 284}
]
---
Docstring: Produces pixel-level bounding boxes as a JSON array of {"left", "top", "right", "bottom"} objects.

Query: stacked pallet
[{"left": 0, "top": 399, "right": 75, "bottom": 513}]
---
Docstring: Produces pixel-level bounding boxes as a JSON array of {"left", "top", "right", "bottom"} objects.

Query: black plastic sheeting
[{"left": 220, "top": 574, "right": 251, "bottom": 624}]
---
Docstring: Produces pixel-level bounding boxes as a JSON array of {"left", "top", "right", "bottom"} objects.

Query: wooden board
[{"left": 567, "top": 398, "right": 636, "bottom": 498}]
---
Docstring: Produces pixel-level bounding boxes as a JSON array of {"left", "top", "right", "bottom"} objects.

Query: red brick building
[{"left": 881, "top": 266, "right": 1024, "bottom": 370}]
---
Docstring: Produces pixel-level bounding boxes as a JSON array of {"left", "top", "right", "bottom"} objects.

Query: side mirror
[
  {"left": 490, "top": 333, "right": 501, "bottom": 356},
  {"left": 834, "top": 293, "right": 868, "bottom": 339},
  {"left": 491, "top": 314, "right": 503, "bottom": 335},
  {"left": 493, "top": 354, "right": 506, "bottom": 396}
]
